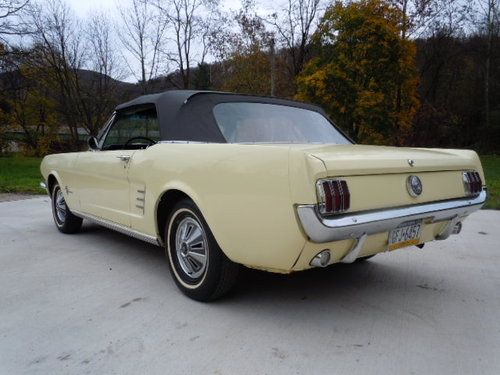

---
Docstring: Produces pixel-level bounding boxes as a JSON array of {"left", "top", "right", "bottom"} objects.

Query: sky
[
  {"left": 66, "top": 0, "right": 251, "bottom": 18},
  {"left": 65, "top": 0, "right": 115, "bottom": 15},
  {"left": 62, "top": 0, "right": 271, "bottom": 82}
]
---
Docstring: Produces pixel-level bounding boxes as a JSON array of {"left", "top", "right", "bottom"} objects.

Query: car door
[
  {"left": 125, "top": 109, "right": 161, "bottom": 234},
  {"left": 75, "top": 108, "right": 158, "bottom": 226}
]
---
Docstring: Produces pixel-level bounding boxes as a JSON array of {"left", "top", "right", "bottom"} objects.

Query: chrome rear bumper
[{"left": 296, "top": 189, "right": 487, "bottom": 243}]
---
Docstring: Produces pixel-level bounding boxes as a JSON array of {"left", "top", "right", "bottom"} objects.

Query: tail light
[
  {"left": 462, "top": 171, "right": 482, "bottom": 196},
  {"left": 316, "top": 179, "right": 350, "bottom": 215}
]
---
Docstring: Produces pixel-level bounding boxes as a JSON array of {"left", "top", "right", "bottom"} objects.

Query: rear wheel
[
  {"left": 51, "top": 183, "right": 82, "bottom": 234},
  {"left": 165, "top": 199, "right": 239, "bottom": 301}
]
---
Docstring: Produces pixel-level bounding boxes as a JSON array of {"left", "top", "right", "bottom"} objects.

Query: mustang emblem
[
  {"left": 408, "top": 159, "right": 415, "bottom": 167},
  {"left": 406, "top": 175, "right": 423, "bottom": 197}
]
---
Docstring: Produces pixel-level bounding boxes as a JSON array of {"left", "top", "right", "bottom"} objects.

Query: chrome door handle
[{"left": 116, "top": 155, "right": 131, "bottom": 162}]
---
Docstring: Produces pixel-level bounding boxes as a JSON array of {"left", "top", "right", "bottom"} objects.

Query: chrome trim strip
[
  {"left": 73, "top": 210, "right": 160, "bottom": 246},
  {"left": 158, "top": 140, "right": 208, "bottom": 144},
  {"left": 296, "top": 189, "right": 487, "bottom": 243},
  {"left": 40, "top": 181, "right": 47, "bottom": 191}
]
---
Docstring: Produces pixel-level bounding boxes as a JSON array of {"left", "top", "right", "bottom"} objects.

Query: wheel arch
[
  {"left": 154, "top": 183, "right": 236, "bottom": 264},
  {"left": 47, "top": 172, "right": 61, "bottom": 195},
  {"left": 155, "top": 189, "right": 193, "bottom": 245}
]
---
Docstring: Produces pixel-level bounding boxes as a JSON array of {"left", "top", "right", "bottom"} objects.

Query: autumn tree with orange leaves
[{"left": 296, "top": 0, "right": 419, "bottom": 145}]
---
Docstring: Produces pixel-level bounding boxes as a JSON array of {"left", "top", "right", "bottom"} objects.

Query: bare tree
[
  {"left": 208, "top": 3, "right": 276, "bottom": 95},
  {"left": 117, "top": 0, "right": 167, "bottom": 93},
  {"left": 87, "top": 14, "right": 122, "bottom": 81},
  {"left": 29, "top": 0, "right": 86, "bottom": 147},
  {"left": 28, "top": 0, "right": 123, "bottom": 143},
  {"left": 391, "top": 0, "right": 432, "bottom": 39},
  {"left": 0, "top": 0, "right": 30, "bottom": 44},
  {"left": 84, "top": 12, "right": 125, "bottom": 135},
  {"left": 199, "top": 4, "right": 221, "bottom": 65},
  {"left": 158, "top": 0, "right": 218, "bottom": 89},
  {"left": 267, "top": 0, "right": 320, "bottom": 77},
  {"left": 390, "top": 0, "right": 475, "bottom": 40}
]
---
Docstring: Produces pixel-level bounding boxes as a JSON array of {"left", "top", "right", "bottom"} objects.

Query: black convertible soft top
[{"left": 115, "top": 90, "right": 328, "bottom": 143}]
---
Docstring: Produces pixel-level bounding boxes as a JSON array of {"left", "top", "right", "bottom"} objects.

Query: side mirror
[{"left": 87, "top": 136, "right": 99, "bottom": 150}]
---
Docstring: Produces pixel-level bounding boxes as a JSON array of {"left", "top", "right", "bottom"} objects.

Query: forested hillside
[{"left": 1, "top": 0, "right": 499, "bottom": 154}]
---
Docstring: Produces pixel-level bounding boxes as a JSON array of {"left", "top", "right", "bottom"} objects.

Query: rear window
[{"left": 213, "top": 102, "right": 350, "bottom": 144}]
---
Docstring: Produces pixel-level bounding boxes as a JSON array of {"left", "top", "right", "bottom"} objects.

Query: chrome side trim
[
  {"left": 40, "top": 181, "right": 48, "bottom": 191},
  {"left": 158, "top": 140, "right": 208, "bottom": 144},
  {"left": 297, "top": 189, "right": 487, "bottom": 243},
  {"left": 73, "top": 210, "right": 160, "bottom": 246}
]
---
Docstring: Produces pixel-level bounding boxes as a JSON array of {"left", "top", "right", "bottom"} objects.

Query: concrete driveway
[{"left": 1, "top": 197, "right": 499, "bottom": 375}]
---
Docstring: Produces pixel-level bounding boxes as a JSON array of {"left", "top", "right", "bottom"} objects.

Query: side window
[{"left": 102, "top": 107, "right": 160, "bottom": 150}]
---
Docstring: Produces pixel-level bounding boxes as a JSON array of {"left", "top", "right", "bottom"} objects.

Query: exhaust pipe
[
  {"left": 452, "top": 221, "right": 462, "bottom": 235},
  {"left": 437, "top": 216, "right": 462, "bottom": 240},
  {"left": 310, "top": 250, "right": 331, "bottom": 268}
]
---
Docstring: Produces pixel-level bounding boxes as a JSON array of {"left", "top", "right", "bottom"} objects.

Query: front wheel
[
  {"left": 165, "top": 199, "right": 239, "bottom": 301},
  {"left": 51, "top": 183, "right": 82, "bottom": 234}
]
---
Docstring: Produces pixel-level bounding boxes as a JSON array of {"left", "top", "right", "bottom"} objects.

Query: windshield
[{"left": 212, "top": 102, "right": 350, "bottom": 144}]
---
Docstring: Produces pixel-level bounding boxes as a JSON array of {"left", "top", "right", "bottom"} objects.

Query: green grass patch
[
  {"left": 0, "top": 155, "right": 45, "bottom": 194},
  {"left": 481, "top": 155, "right": 500, "bottom": 210}
]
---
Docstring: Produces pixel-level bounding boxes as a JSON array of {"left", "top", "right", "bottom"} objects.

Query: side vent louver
[{"left": 136, "top": 189, "right": 146, "bottom": 214}]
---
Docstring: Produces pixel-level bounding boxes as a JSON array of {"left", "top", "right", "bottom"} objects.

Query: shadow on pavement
[{"left": 76, "top": 221, "right": 446, "bottom": 320}]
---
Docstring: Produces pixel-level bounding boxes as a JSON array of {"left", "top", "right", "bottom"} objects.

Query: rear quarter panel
[{"left": 133, "top": 143, "right": 308, "bottom": 272}]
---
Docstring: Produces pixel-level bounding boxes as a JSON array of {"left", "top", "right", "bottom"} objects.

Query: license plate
[{"left": 388, "top": 219, "right": 422, "bottom": 251}]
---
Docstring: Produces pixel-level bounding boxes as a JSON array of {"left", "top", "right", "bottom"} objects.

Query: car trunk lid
[
  {"left": 292, "top": 144, "right": 483, "bottom": 212},
  {"left": 301, "top": 144, "right": 480, "bottom": 176}
]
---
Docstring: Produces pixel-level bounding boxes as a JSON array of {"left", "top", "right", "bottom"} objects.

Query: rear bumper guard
[{"left": 297, "top": 189, "right": 487, "bottom": 243}]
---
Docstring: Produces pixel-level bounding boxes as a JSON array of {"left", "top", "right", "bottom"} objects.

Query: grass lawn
[
  {"left": 0, "top": 155, "right": 45, "bottom": 194},
  {"left": 0, "top": 154, "right": 498, "bottom": 209},
  {"left": 481, "top": 155, "right": 500, "bottom": 210}
]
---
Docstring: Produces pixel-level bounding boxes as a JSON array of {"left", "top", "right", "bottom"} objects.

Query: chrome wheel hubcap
[
  {"left": 55, "top": 189, "right": 67, "bottom": 223},
  {"left": 175, "top": 217, "right": 208, "bottom": 279}
]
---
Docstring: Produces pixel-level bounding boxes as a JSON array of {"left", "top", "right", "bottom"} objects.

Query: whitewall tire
[
  {"left": 165, "top": 199, "right": 239, "bottom": 301},
  {"left": 51, "top": 183, "right": 82, "bottom": 234}
]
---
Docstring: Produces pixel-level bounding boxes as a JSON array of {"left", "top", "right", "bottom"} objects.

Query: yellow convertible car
[{"left": 40, "top": 90, "right": 487, "bottom": 301}]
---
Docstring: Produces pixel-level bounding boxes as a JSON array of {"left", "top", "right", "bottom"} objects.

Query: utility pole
[
  {"left": 485, "top": 0, "right": 496, "bottom": 129},
  {"left": 270, "top": 37, "right": 276, "bottom": 97}
]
